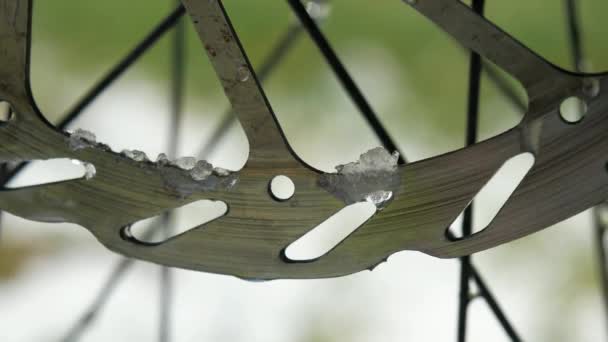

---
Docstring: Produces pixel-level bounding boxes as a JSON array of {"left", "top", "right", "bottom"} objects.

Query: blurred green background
[{"left": 1, "top": 0, "right": 607, "bottom": 341}]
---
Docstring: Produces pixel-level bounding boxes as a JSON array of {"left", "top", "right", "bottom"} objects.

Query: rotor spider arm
[
  {"left": 404, "top": 0, "right": 581, "bottom": 109},
  {"left": 180, "top": 0, "right": 295, "bottom": 163},
  {"left": 0, "top": 0, "right": 30, "bottom": 102}
]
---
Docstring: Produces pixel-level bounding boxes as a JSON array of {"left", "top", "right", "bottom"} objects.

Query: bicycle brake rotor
[{"left": 0, "top": 0, "right": 607, "bottom": 280}]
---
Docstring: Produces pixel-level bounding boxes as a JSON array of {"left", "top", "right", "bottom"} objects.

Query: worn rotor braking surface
[{"left": 0, "top": 0, "right": 607, "bottom": 280}]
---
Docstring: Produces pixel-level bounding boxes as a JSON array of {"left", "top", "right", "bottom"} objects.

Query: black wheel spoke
[
  {"left": 563, "top": 0, "right": 608, "bottom": 338},
  {"left": 456, "top": 1, "right": 522, "bottom": 341},
  {"left": 287, "top": 0, "right": 405, "bottom": 163},
  {"left": 0, "top": 1, "right": 589, "bottom": 341},
  {"left": 58, "top": 258, "right": 136, "bottom": 342},
  {"left": 56, "top": 15, "right": 307, "bottom": 342},
  {"left": 593, "top": 205, "right": 608, "bottom": 338},
  {"left": 158, "top": 3, "right": 186, "bottom": 341},
  {"left": 60, "top": 6, "right": 186, "bottom": 131},
  {"left": 457, "top": 0, "right": 485, "bottom": 340},
  {"left": 197, "top": 23, "right": 305, "bottom": 159},
  {"left": 0, "top": 5, "right": 186, "bottom": 190},
  {"left": 565, "top": 0, "right": 584, "bottom": 72}
]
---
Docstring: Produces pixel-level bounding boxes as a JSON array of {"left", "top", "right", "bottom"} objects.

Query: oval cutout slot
[
  {"left": 447, "top": 152, "right": 535, "bottom": 239},
  {"left": 125, "top": 200, "right": 227, "bottom": 244},
  {"left": 5, "top": 158, "right": 94, "bottom": 189},
  {"left": 284, "top": 202, "right": 377, "bottom": 262}
]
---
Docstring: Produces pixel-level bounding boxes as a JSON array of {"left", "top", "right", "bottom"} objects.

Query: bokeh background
[{"left": 1, "top": 0, "right": 607, "bottom": 341}]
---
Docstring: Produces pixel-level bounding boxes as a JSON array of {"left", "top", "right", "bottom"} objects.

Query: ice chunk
[
  {"left": 156, "top": 153, "right": 170, "bottom": 165},
  {"left": 365, "top": 190, "right": 393, "bottom": 210},
  {"left": 174, "top": 156, "right": 197, "bottom": 170},
  {"left": 69, "top": 128, "right": 96, "bottom": 151},
  {"left": 72, "top": 129, "right": 96, "bottom": 142},
  {"left": 227, "top": 178, "right": 238, "bottom": 187},
  {"left": 190, "top": 160, "right": 213, "bottom": 181},
  {"left": 213, "top": 167, "right": 231, "bottom": 177},
  {"left": 122, "top": 149, "right": 149, "bottom": 162},
  {"left": 159, "top": 164, "right": 239, "bottom": 197},
  {"left": 319, "top": 147, "right": 401, "bottom": 207},
  {"left": 336, "top": 147, "right": 399, "bottom": 174},
  {"left": 306, "top": 0, "right": 332, "bottom": 20},
  {"left": 83, "top": 162, "right": 97, "bottom": 180},
  {"left": 155, "top": 155, "right": 236, "bottom": 196}
]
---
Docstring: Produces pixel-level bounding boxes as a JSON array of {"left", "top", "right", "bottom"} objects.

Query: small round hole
[
  {"left": 0, "top": 101, "right": 15, "bottom": 123},
  {"left": 269, "top": 175, "right": 295, "bottom": 201},
  {"left": 559, "top": 96, "right": 587, "bottom": 124}
]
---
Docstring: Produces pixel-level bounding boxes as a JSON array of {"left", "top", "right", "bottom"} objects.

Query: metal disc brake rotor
[{"left": 0, "top": 0, "right": 606, "bottom": 280}]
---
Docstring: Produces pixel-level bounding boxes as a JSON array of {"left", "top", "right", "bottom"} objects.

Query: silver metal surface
[{"left": 0, "top": 0, "right": 606, "bottom": 279}]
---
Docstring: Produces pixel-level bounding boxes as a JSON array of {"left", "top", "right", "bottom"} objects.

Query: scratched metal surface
[{"left": 0, "top": 0, "right": 606, "bottom": 279}]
